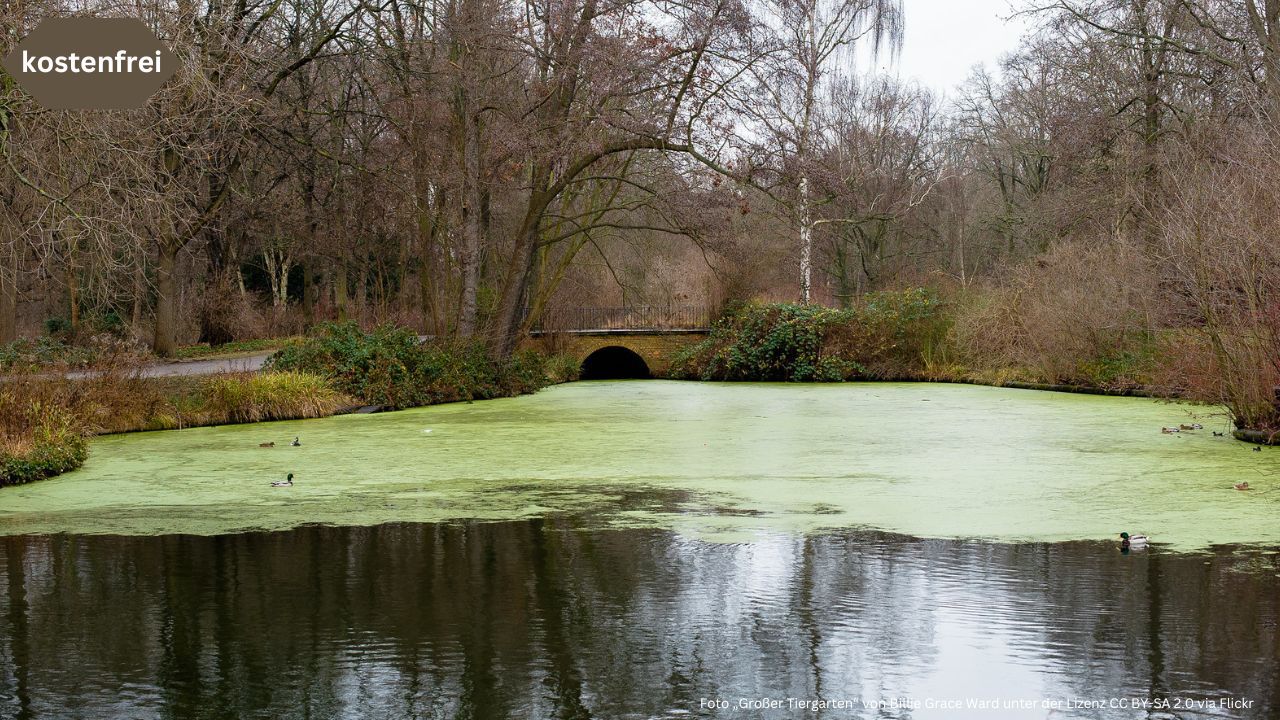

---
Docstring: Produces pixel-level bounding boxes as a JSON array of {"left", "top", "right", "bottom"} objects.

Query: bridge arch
[
  {"left": 580, "top": 345, "right": 651, "bottom": 379},
  {"left": 519, "top": 329, "right": 709, "bottom": 378}
]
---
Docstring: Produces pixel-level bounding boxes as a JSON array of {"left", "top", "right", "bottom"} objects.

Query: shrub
[
  {"left": 544, "top": 352, "right": 583, "bottom": 384},
  {"left": 266, "top": 321, "right": 565, "bottom": 407},
  {"left": 0, "top": 397, "right": 89, "bottom": 487},
  {"left": 949, "top": 240, "right": 1165, "bottom": 388},
  {"left": 670, "top": 289, "right": 948, "bottom": 382},
  {"left": 43, "top": 316, "right": 70, "bottom": 337}
]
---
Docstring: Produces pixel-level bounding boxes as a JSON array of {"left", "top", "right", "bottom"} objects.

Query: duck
[
  {"left": 1161, "top": 427, "right": 1180, "bottom": 434},
  {"left": 290, "top": 436, "right": 301, "bottom": 447},
  {"left": 1234, "top": 481, "right": 1251, "bottom": 491},
  {"left": 259, "top": 441, "right": 275, "bottom": 448},
  {"left": 271, "top": 473, "right": 294, "bottom": 487},
  {"left": 1213, "top": 431, "right": 1224, "bottom": 437},
  {"left": 1254, "top": 446, "right": 1263, "bottom": 452},
  {"left": 1120, "top": 532, "right": 1148, "bottom": 550},
  {"left": 1179, "top": 424, "right": 1196, "bottom": 431}
]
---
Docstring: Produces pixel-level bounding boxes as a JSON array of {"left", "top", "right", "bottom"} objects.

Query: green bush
[
  {"left": 266, "top": 321, "right": 564, "bottom": 407},
  {"left": 670, "top": 290, "right": 948, "bottom": 382},
  {"left": 43, "top": 316, "right": 70, "bottom": 337}
]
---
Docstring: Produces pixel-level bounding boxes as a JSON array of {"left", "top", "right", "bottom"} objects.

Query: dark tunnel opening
[{"left": 580, "top": 346, "right": 651, "bottom": 380}]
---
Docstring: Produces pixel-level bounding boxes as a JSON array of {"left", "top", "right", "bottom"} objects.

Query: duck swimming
[
  {"left": 1161, "top": 427, "right": 1180, "bottom": 434},
  {"left": 271, "top": 473, "right": 294, "bottom": 487},
  {"left": 259, "top": 441, "right": 275, "bottom": 448},
  {"left": 1120, "top": 532, "right": 1148, "bottom": 550},
  {"left": 291, "top": 437, "right": 301, "bottom": 447},
  {"left": 1235, "top": 481, "right": 1251, "bottom": 491}
]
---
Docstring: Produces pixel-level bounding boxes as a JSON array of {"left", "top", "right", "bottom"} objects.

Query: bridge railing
[{"left": 531, "top": 305, "right": 713, "bottom": 331}]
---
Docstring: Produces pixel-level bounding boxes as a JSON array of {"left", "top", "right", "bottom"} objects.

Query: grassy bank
[
  {"left": 0, "top": 323, "right": 579, "bottom": 487},
  {"left": 0, "top": 371, "right": 353, "bottom": 487},
  {"left": 668, "top": 293, "right": 1275, "bottom": 435}
]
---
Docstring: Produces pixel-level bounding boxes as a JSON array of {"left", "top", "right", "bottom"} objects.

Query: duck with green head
[{"left": 1120, "top": 532, "right": 1148, "bottom": 551}]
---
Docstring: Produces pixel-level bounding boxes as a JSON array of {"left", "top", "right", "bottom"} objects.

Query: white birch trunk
[{"left": 798, "top": 174, "right": 813, "bottom": 304}]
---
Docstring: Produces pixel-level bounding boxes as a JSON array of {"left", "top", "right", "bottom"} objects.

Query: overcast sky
[{"left": 866, "top": 0, "right": 1031, "bottom": 98}]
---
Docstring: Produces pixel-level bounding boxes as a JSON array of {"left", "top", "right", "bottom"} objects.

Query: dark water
[{"left": 1, "top": 522, "right": 1278, "bottom": 719}]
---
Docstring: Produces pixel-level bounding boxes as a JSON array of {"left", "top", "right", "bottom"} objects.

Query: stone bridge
[{"left": 522, "top": 329, "right": 709, "bottom": 378}]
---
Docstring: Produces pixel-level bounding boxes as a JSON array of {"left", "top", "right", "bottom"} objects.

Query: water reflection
[{"left": 1, "top": 523, "right": 1277, "bottom": 719}]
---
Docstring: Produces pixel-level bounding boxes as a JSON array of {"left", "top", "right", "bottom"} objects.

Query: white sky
[{"left": 867, "top": 0, "right": 1031, "bottom": 98}]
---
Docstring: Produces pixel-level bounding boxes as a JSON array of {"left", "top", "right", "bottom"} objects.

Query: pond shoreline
[{"left": 2, "top": 380, "right": 1268, "bottom": 549}]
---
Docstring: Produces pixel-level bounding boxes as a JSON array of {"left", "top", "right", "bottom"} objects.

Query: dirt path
[{"left": 63, "top": 351, "right": 273, "bottom": 380}]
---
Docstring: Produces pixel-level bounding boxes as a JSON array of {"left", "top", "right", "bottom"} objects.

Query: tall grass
[
  {"left": 0, "top": 369, "right": 352, "bottom": 486},
  {"left": 0, "top": 393, "right": 89, "bottom": 487},
  {"left": 200, "top": 372, "right": 351, "bottom": 424}
]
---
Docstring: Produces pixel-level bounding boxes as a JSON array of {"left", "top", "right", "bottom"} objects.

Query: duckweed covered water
[{"left": 1, "top": 381, "right": 1275, "bottom": 550}]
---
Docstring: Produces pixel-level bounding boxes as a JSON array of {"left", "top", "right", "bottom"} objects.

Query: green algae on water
[{"left": 1, "top": 381, "right": 1275, "bottom": 551}]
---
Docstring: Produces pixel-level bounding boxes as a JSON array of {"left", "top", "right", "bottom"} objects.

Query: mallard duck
[
  {"left": 1161, "top": 427, "right": 1180, "bottom": 434},
  {"left": 1234, "top": 481, "right": 1250, "bottom": 491},
  {"left": 290, "top": 437, "right": 301, "bottom": 447},
  {"left": 259, "top": 441, "right": 275, "bottom": 448},
  {"left": 1179, "top": 424, "right": 1195, "bottom": 431},
  {"left": 1120, "top": 532, "right": 1148, "bottom": 549},
  {"left": 271, "top": 473, "right": 294, "bottom": 487}
]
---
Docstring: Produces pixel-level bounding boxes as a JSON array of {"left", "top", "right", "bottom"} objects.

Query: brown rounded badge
[{"left": 2, "top": 17, "right": 177, "bottom": 110}]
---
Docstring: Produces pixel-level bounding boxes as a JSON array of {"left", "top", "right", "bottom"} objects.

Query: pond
[
  {"left": 2, "top": 380, "right": 1279, "bottom": 718},
  {"left": 2, "top": 524, "right": 1278, "bottom": 718},
  {"left": 0, "top": 381, "right": 1275, "bottom": 549}
]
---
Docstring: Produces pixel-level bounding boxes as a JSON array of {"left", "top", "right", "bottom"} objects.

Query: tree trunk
[
  {"left": 264, "top": 250, "right": 291, "bottom": 307},
  {"left": 301, "top": 168, "right": 319, "bottom": 328},
  {"left": 356, "top": 264, "right": 368, "bottom": 323},
  {"left": 0, "top": 246, "right": 17, "bottom": 343},
  {"left": 153, "top": 243, "right": 179, "bottom": 356},
  {"left": 130, "top": 260, "right": 145, "bottom": 332},
  {"left": 798, "top": 174, "right": 813, "bottom": 304},
  {"left": 302, "top": 262, "right": 316, "bottom": 326},
  {"left": 488, "top": 222, "right": 540, "bottom": 358},
  {"left": 66, "top": 261, "right": 79, "bottom": 332},
  {"left": 334, "top": 265, "right": 349, "bottom": 321},
  {"left": 459, "top": 107, "right": 482, "bottom": 337}
]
